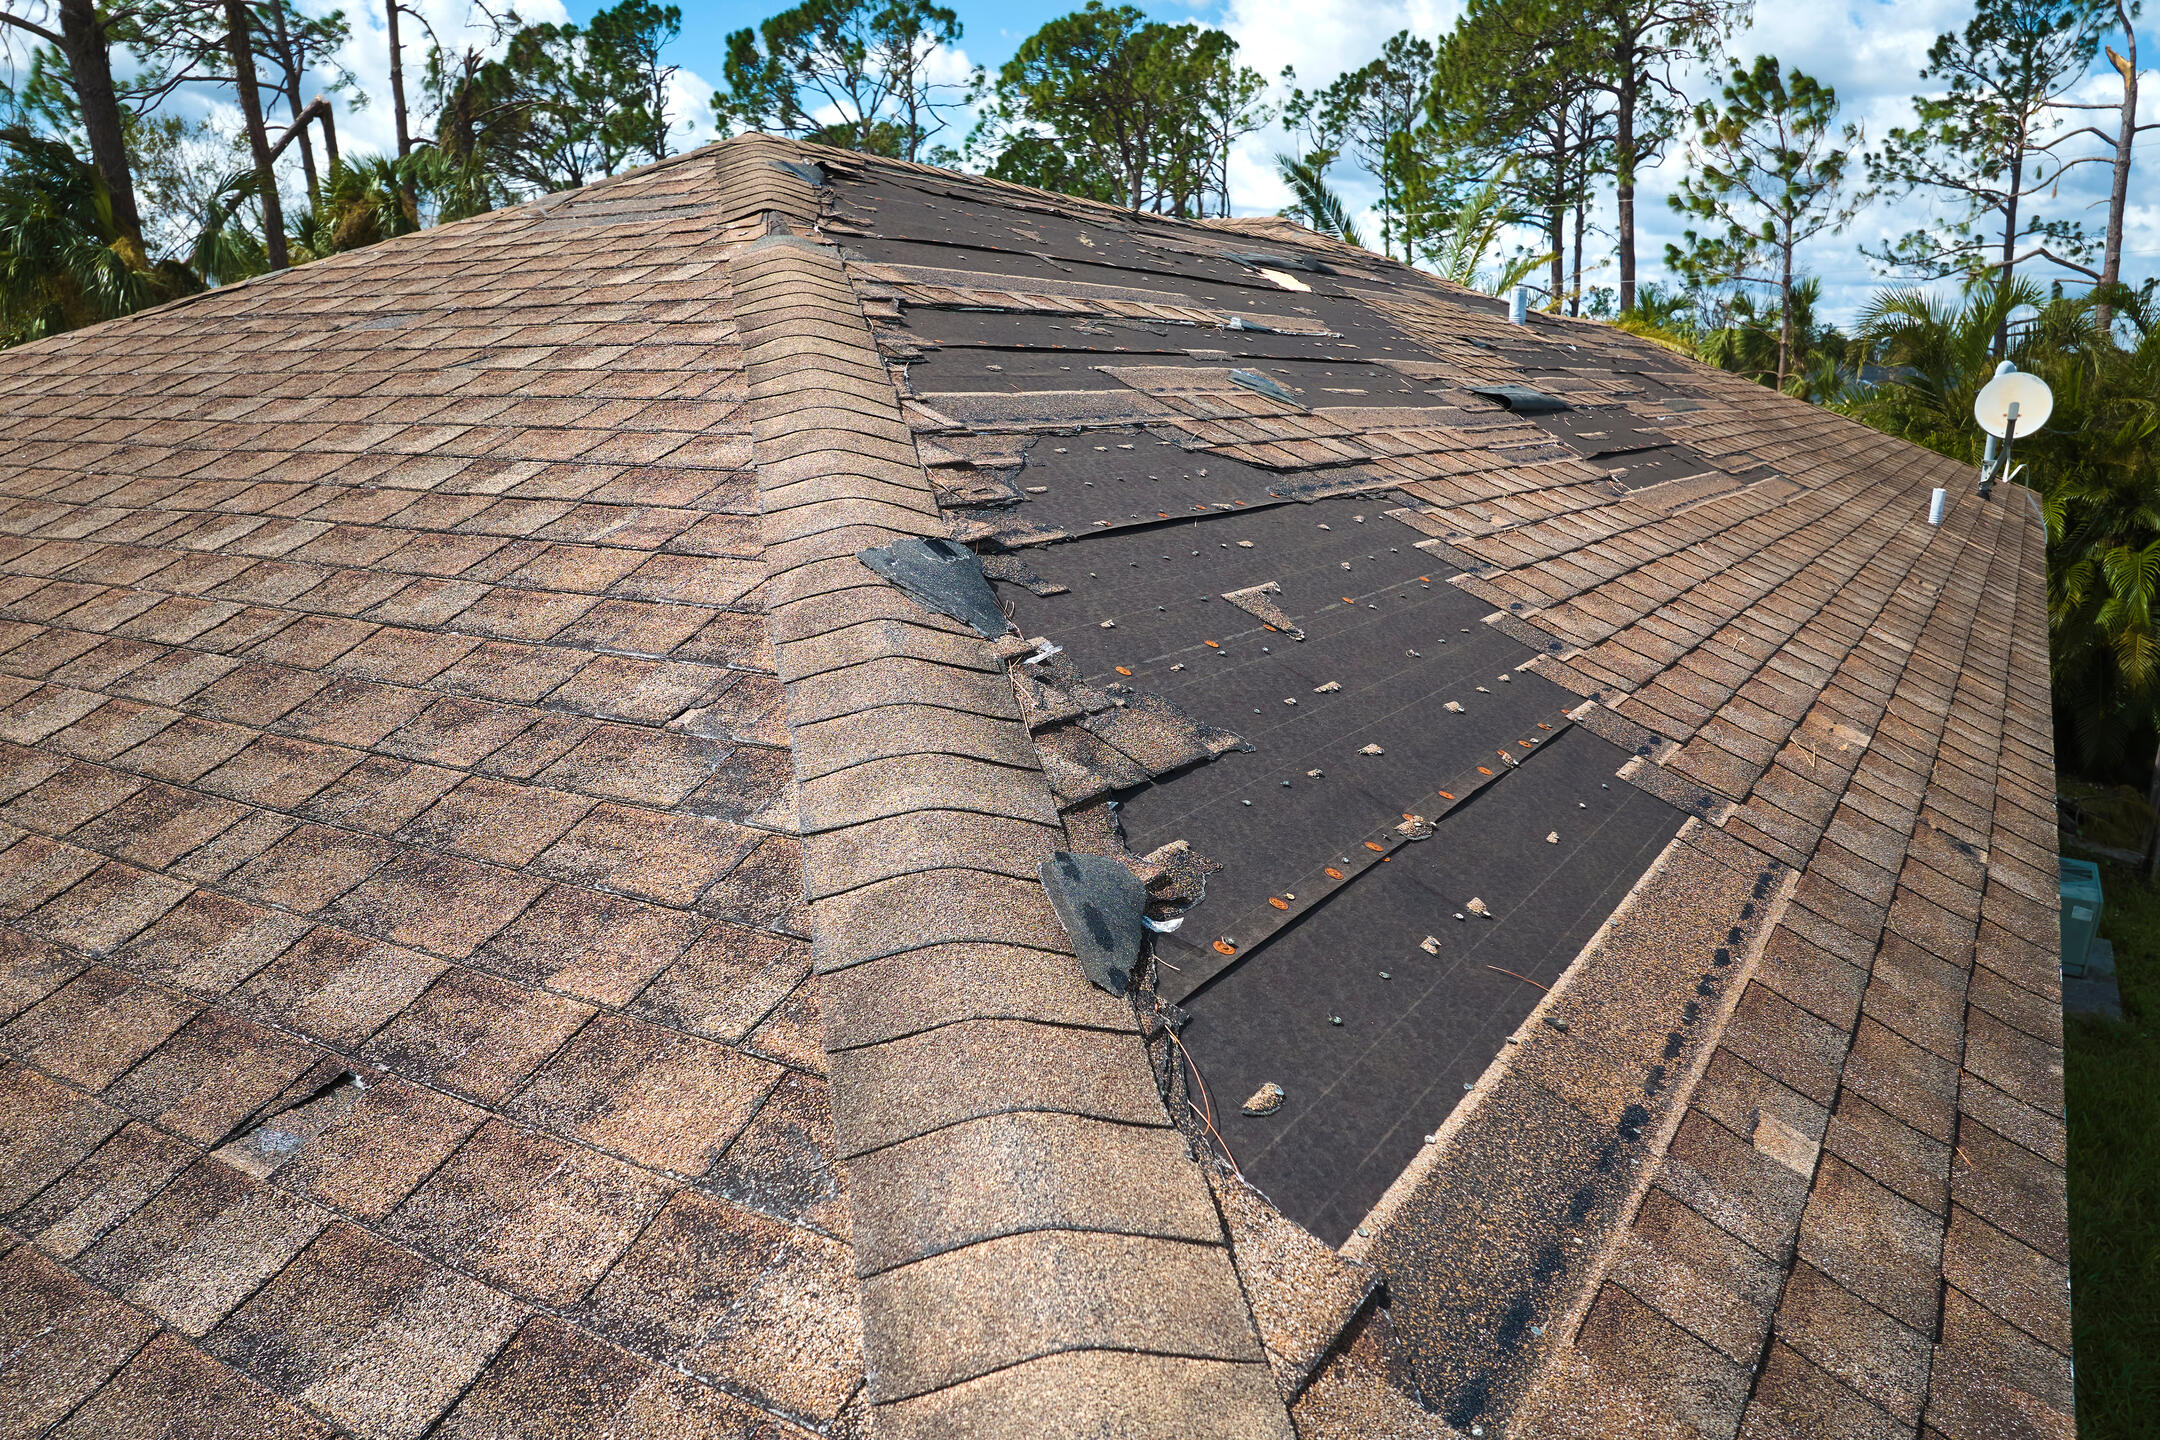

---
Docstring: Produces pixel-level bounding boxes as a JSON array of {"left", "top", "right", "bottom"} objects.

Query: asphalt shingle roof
[{"left": 0, "top": 136, "right": 2068, "bottom": 1440}]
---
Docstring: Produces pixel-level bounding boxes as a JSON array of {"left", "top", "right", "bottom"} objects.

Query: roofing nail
[
  {"left": 1328, "top": 1014, "right": 1343, "bottom": 1026},
  {"left": 1380, "top": 971, "right": 1391, "bottom": 979},
  {"left": 1241, "top": 799, "right": 1253, "bottom": 805}
]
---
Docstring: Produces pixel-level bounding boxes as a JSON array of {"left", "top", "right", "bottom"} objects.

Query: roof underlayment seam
[{"left": 726, "top": 160, "right": 1294, "bottom": 1438}]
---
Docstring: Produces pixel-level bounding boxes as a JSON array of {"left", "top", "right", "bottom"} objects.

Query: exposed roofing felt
[{"left": 0, "top": 135, "right": 2068, "bottom": 1440}]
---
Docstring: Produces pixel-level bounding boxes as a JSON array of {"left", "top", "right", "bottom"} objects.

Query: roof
[{"left": 0, "top": 135, "right": 2069, "bottom": 1440}]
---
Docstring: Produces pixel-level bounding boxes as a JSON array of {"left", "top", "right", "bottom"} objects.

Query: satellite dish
[{"left": 1974, "top": 371, "right": 2053, "bottom": 437}]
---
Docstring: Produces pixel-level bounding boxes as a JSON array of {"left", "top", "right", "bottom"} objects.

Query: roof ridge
[{"left": 720, "top": 159, "right": 1295, "bottom": 1434}]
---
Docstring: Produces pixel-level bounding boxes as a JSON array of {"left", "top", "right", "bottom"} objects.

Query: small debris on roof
[
  {"left": 1465, "top": 897, "right": 1491, "bottom": 917},
  {"left": 1359, "top": 743, "right": 1384, "bottom": 755},
  {"left": 980, "top": 551, "right": 1069, "bottom": 597},
  {"left": 1314, "top": 681, "right": 1341, "bottom": 693},
  {"left": 1546, "top": 832, "right": 1560, "bottom": 844},
  {"left": 1475, "top": 685, "right": 1490, "bottom": 693},
  {"left": 1099, "top": 619, "right": 1116, "bottom": 628},
  {"left": 1242, "top": 1082, "right": 1286, "bottom": 1116},
  {"left": 1236, "top": 540, "right": 1255, "bottom": 549},
  {"left": 1420, "top": 936, "right": 1441, "bottom": 955},
  {"left": 858, "top": 536, "right": 1012, "bottom": 638},
  {"left": 1038, "top": 851, "right": 1148, "bottom": 996},
  {"left": 1221, "top": 580, "right": 1304, "bottom": 638},
  {"left": 1443, "top": 700, "right": 1464, "bottom": 713}
]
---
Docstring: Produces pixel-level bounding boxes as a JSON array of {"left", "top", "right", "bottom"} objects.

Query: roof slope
[
  {"left": 0, "top": 149, "right": 862, "bottom": 1439},
  {"left": 0, "top": 135, "right": 2069, "bottom": 1440}
]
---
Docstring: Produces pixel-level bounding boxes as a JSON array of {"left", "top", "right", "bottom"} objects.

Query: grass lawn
[{"left": 2065, "top": 861, "right": 2160, "bottom": 1437}]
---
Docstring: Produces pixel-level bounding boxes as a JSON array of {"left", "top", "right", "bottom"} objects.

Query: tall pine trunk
[
  {"left": 1777, "top": 240, "right": 1794, "bottom": 391},
  {"left": 1993, "top": 145, "right": 2022, "bottom": 357},
  {"left": 55, "top": 0, "right": 143, "bottom": 249},
  {"left": 386, "top": 0, "right": 412, "bottom": 158},
  {"left": 2098, "top": 23, "right": 2138, "bottom": 334},
  {"left": 224, "top": 0, "right": 288, "bottom": 271},
  {"left": 1615, "top": 68, "right": 1637, "bottom": 314},
  {"left": 265, "top": 2, "right": 320, "bottom": 204}
]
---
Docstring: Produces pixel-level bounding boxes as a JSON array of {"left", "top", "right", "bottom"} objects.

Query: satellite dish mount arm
[{"left": 1979, "top": 401, "right": 2018, "bottom": 498}]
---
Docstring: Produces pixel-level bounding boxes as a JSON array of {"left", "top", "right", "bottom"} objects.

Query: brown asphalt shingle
[
  {"left": 0, "top": 143, "right": 858, "bottom": 1439},
  {"left": 0, "top": 135, "right": 2067, "bottom": 1440}
]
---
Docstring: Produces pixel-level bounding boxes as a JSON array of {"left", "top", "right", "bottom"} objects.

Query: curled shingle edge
[{"left": 722, "top": 144, "right": 1295, "bottom": 1440}]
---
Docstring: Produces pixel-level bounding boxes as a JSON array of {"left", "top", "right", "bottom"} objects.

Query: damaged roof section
[
  {"left": 986, "top": 493, "right": 1687, "bottom": 1243},
  {"left": 813, "top": 145, "right": 2069, "bottom": 1440}
]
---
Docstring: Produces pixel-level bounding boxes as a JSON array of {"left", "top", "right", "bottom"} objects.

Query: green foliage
[
  {"left": 2065, "top": 863, "right": 2160, "bottom": 1439},
  {"left": 714, "top": 0, "right": 974, "bottom": 161},
  {"left": 1865, "top": 0, "right": 2111, "bottom": 284},
  {"left": 1845, "top": 279, "right": 2160, "bottom": 774},
  {"left": 1430, "top": 0, "right": 1613, "bottom": 311},
  {"left": 429, "top": 0, "right": 682, "bottom": 196},
  {"left": 971, "top": 1, "right": 1268, "bottom": 217},
  {"left": 290, "top": 153, "right": 425, "bottom": 257},
  {"left": 0, "top": 124, "right": 194, "bottom": 345},
  {"left": 1272, "top": 151, "right": 1361, "bottom": 248},
  {"left": 1419, "top": 160, "right": 1551, "bottom": 295},
  {"left": 1282, "top": 32, "right": 1435, "bottom": 261},
  {"left": 1666, "top": 56, "right": 1860, "bottom": 385}
]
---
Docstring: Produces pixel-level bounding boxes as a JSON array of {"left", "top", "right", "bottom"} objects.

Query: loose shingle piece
[{"left": 0, "top": 135, "right": 2063, "bottom": 1440}]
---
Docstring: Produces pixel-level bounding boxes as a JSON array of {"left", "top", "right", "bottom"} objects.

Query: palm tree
[
  {"left": 0, "top": 127, "right": 195, "bottom": 345},
  {"left": 1274, "top": 152, "right": 1364, "bottom": 248},
  {"left": 1418, "top": 161, "right": 1550, "bottom": 297},
  {"left": 291, "top": 155, "right": 423, "bottom": 258}
]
